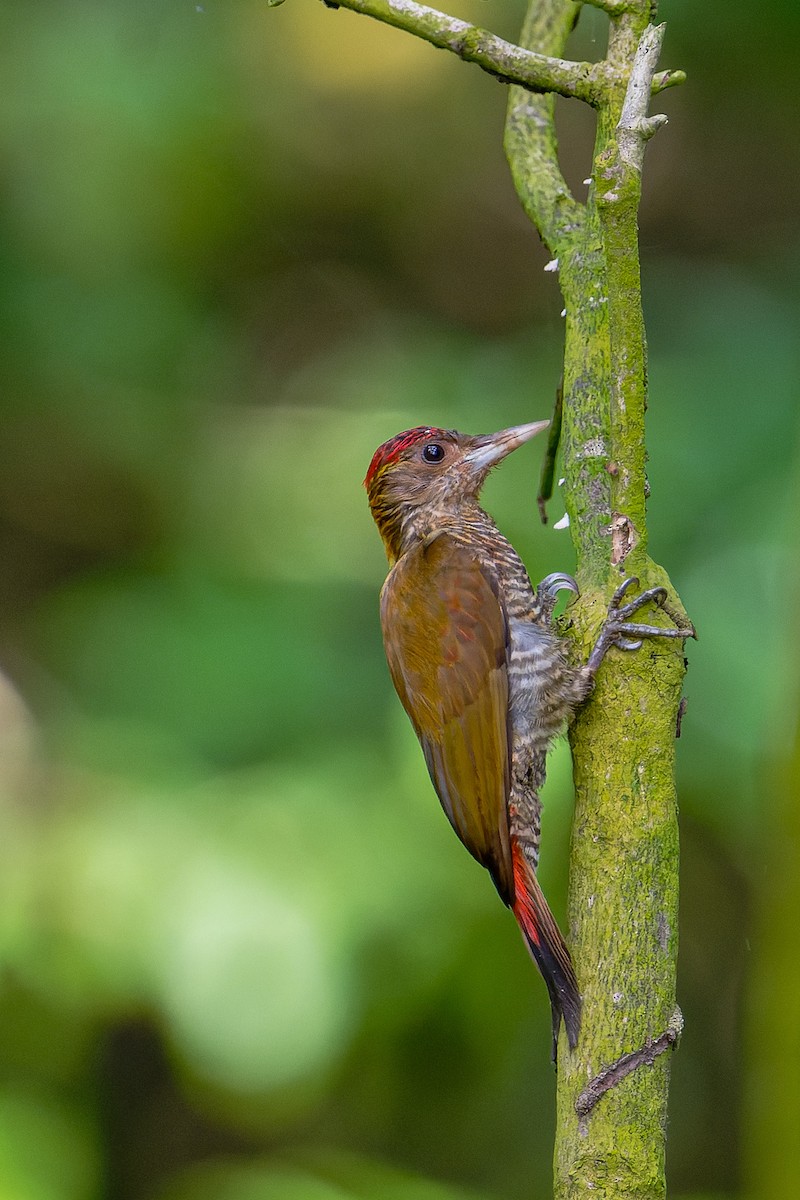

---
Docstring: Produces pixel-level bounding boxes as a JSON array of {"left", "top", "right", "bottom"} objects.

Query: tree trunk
[{"left": 505, "top": 4, "right": 691, "bottom": 1197}]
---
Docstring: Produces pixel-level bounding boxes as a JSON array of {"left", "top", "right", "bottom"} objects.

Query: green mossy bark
[{"left": 505, "top": 4, "right": 690, "bottom": 1198}]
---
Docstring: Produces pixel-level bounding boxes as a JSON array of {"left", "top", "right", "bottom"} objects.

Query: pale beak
[{"left": 463, "top": 420, "right": 550, "bottom": 471}]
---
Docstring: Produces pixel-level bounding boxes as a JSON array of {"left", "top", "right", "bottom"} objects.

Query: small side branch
[
  {"left": 575, "top": 1007, "right": 684, "bottom": 1125},
  {"left": 653, "top": 67, "right": 687, "bottom": 93},
  {"left": 327, "top": 0, "right": 603, "bottom": 102}
]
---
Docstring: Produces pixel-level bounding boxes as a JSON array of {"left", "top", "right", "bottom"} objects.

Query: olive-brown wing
[{"left": 380, "top": 533, "right": 514, "bottom": 904}]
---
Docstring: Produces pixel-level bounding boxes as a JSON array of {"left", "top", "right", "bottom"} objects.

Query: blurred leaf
[
  {"left": 28, "top": 572, "right": 388, "bottom": 766},
  {"left": 298, "top": 1147, "right": 491, "bottom": 1198},
  {"left": 156, "top": 1160, "right": 350, "bottom": 1200},
  {"left": 156, "top": 1154, "right": 489, "bottom": 1200},
  {"left": 158, "top": 860, "right": 354, "bottom": 1093},
  {"left": 0, "top": 1092, "right": 98, "bottom": 1200}
]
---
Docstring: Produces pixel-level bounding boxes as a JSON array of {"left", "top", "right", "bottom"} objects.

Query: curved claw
[
  {"left": 538, "top": 572, "right": 580, "bottom": 601},
  {"left": 610, "top": 577, "right": 639, "bottom": 608},
  {"left": 612, "top": 581, "right": 669, "bottom": 622},
  {"left": 615, "top": 636, "right": 643, "bottom": 652}
]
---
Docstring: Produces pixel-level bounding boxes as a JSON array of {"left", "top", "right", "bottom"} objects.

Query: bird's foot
[{"left": 586, "top": 577, "right": 695, "bottom": 679}]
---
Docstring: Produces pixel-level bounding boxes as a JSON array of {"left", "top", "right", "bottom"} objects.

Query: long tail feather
[{"left": 511, "top": 840, "right": 581, "bottom": 1056}]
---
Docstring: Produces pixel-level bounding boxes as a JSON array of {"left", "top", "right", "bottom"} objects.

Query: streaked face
[
  {"left": 364, "top": 427, "right": 464, "bottom": 509},
  {"left": 364, "top": 421, "right": 549, "bottom": 513}
]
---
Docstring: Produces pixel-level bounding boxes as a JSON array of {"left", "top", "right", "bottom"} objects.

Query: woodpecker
[{"left": 365, "top": 422, "right": 692, "bottom": 1054}]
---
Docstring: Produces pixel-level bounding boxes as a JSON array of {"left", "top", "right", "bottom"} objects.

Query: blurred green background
[{"left": 0, "top": 1, "right": 798, "bottom": 1198}]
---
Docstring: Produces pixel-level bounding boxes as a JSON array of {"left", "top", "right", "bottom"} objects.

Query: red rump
[
  {"left": 364, "top": 427, "right": 448, "bottom": 489},
  {"left": 510, "top": 838, "right": 581, "bottom": 1051},
  {"left": 511, "top": 840, "right": 540, "bottom": 945}
]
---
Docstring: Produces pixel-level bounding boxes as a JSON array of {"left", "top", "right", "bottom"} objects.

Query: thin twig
[
  {"left": 326, "top": 0, "right": 604, "bottom": 102},
  {"left": 537, "top": 377, "right": 563, "bottom": 524},
  {"left": 617, "top": 23, "right": 668, "bottom": 172}
]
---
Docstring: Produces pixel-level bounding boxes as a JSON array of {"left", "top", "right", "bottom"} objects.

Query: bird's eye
[{"left": 422, "top": 443, "right": 445, "bottom": 463}]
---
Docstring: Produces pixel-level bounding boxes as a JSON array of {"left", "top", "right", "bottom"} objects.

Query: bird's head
[{"left": 364, "top": 420, "right": 549, "bottom": 561}]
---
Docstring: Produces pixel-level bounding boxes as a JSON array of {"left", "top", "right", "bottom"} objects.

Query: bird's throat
[{"left": 373, "top": 497, "right": 496, "bottom": 566}]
